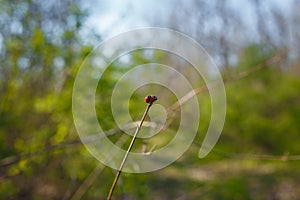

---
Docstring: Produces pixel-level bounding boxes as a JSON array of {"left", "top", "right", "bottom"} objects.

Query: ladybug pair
[{"left": 144, "top": 95, "right": 158, "bottom": 104}]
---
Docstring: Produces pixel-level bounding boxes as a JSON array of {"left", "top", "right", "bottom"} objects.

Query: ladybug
[{"left": 144, "top": 95, "right": 158, "bottom": 104}]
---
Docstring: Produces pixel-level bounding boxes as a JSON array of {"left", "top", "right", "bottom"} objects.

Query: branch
[
  {"left": 107, "top": 102, "right": 154, "bottom": 200},
  {"left": 69, "top": 135, "right": 129, "bottom": 200}
]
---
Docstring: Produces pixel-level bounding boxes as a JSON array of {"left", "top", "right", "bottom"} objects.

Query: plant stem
[{"left": 107, "top": 103, "right": 153, "bottom": 200}]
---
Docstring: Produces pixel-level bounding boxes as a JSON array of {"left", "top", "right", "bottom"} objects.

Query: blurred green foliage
[{"left": 0, "top": 1, "right": 300, "bottom": 200}]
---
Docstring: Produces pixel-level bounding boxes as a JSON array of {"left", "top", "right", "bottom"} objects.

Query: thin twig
[
  {"left": 162, "top": 52, "right": 285, "bottom": 132},
  {"left": 0, "top": 121, "right": 157, "bottom": 167},
  {"left": 106, "top": 103, "right": 153, "bottom": 200},
  {"left": 70, "top": 135, "right": 128, "bottom": 200},
  {"left": 166, "top": 52, "right": 284, "bottom": 114}
]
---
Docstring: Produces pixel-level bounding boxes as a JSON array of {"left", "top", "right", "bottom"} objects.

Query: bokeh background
[{"left": 1, "top": 0, "right": 300, "bottom": 199}]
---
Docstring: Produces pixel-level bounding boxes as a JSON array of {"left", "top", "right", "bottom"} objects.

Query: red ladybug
[{"left": 144, "top": 95, "right": 157, "bottom": 104}]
